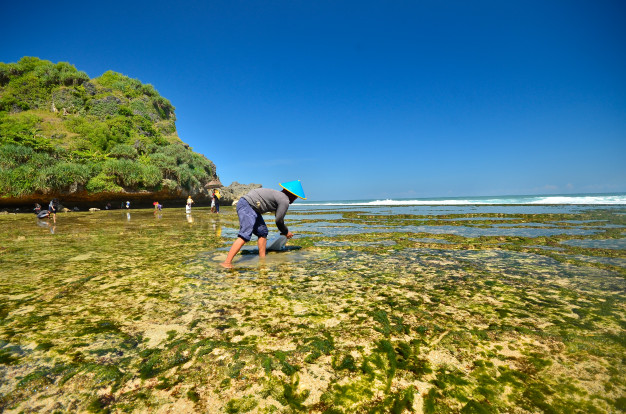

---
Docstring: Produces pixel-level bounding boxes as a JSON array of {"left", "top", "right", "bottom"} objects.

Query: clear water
[{"left": 0, "top": 204, "right": 624, "bottom": 412}]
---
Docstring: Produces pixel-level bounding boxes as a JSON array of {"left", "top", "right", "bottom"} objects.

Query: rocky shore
[
  {"left": 216, "top": 181, "right": 262, "bottom": 206},
  {"left": 0, "top": 181, "right": 262, "bottom": 211}
]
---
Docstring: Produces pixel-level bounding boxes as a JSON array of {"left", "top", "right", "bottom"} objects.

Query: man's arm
[{"left": 275, "top": 202, "right": 289, "bottom": 235}]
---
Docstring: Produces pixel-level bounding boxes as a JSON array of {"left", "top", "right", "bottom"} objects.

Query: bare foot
[{"left": 220, "top": 262, "right": 233, "bottom": 269}]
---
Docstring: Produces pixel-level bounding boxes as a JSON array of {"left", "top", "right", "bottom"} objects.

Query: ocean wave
[
  {"left": 300, "top": 194, "right": 626, "bottom": 206},
  {"left": 528, "top": 196, "right": 626, "bottom": 205}
]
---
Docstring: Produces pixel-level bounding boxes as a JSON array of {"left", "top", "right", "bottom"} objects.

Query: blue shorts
[{"left": 236, "top": 198, "right": 268, "bottom": 242}]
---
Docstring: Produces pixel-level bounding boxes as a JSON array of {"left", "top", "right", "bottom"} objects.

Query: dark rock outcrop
[
  {"left": 0, "top": 188, "right": 208, "bottom": 210},
  {"left": 0, "top": 182, "right": 263, "bottom": 210},
  {"left": 218, "top": 181, "right": 262, "bottom": 205}
]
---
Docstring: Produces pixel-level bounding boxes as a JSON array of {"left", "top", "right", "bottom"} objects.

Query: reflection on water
[
  {"left": 35, "top": 218, "right": 56, "bottom": 234},
  {"left": 0, "top": 205, "right": 624, "bottom": 412}
]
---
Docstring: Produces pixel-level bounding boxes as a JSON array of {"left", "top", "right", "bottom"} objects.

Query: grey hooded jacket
[{"left": 242, "top": 188, "right": 290, "bottom": 234}]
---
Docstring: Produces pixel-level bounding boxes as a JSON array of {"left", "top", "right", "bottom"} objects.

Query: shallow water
[
  {"left": 561, "top": 238, "right": 626, "bottom": 250},
  {"left": 0, "top": 206, "right": 624, "bottom": 413}
]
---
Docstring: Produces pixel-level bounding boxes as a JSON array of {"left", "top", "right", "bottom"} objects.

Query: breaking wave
[{"left": 300, "top": 194, "right": 626, "bottom": 206}]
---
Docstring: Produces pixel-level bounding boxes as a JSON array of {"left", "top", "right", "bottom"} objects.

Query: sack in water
[
  {"left": 37, "top": 210, "right": 50, "bottom": 219},
  {"left": 266, "top": 235, "right": 287, "bottom": 251}
]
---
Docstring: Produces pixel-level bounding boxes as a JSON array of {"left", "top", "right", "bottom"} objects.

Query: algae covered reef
[{"left": 0, "top": 205, "right": 624, "bottom": 413}]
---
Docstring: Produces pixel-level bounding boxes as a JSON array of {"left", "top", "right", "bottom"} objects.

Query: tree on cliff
[{"left": 0, "top": 57, "right": 218, "bottom": 201}]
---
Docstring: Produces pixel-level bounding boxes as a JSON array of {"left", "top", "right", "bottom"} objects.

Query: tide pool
[{"left": 0, "top": 205, "right": 624, "bottom": 412}]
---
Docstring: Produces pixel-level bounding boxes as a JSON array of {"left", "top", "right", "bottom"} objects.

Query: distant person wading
[
  {"left": 212, "top": 189, "right": 221, "bottom": 214},
  {"left": 48, "top": 198, "right": 59, "bottom": 223}
]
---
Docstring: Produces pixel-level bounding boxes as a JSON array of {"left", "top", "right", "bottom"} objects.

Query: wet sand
[{"left": 0, "top": 206, "right": 624, "bottom": 412}]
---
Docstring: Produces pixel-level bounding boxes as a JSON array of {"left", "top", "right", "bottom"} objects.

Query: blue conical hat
[{"left": 279, "top": 180, "right": 306, "bottom": 199}]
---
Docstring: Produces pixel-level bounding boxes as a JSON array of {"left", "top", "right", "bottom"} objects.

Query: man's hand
[{"left": 286, "top": 232, "right": 294, "bottom": 239}]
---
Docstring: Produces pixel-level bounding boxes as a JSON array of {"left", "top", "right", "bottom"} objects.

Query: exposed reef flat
[{"left": 0, "top": 206, "right": 624, "bottom": 412}]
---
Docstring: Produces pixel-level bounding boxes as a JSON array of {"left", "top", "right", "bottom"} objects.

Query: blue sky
[{"left": 2, "top": 1, "right": 625, "bottom": 200}]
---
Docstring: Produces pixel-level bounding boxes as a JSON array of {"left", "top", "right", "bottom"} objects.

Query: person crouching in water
[{"left": 221, "top": 180, "right": 305, "bottom": 268}]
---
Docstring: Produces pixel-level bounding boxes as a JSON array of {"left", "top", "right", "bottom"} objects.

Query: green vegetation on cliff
[{"left": 0, "top": 57, "right": 217, "bottom": 198}]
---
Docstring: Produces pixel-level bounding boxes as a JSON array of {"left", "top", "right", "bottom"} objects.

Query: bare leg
[
  {"left": 221, "top": 237, "right": 246, "bottom": 268},
  {"left": 258, "top": 237, "right": 267, "bottom": 258}
]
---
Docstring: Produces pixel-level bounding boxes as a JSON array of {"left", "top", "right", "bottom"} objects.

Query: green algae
[{"left": 0, "top": 207, "right": 624, "bottom": 412}]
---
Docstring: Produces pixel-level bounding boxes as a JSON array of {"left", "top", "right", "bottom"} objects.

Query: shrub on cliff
[
  {"left": 0, "top": 58, "right": 89, "bottom": 111},
  {"left": 0, "top": 112, "right": 54, "bottom": 151},
  {"left": 43, "top": 162, "right": 92, "bottom": 191},
  {"left": 101, "top": 158, "right": 161, "bottom": 188},
  {"left": 86, "top": 173, "right": 122, "bottom": 193},
  {"left": 108, "top": 144, "right": 138, "bottom": 159}
]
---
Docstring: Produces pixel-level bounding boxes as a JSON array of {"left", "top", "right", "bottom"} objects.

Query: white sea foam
[
  {"left": 299, "top": 194, "right": 626, "bottom": 206},
  {"left": 528, "top": 196, "right": 626, "bottom": 205}
]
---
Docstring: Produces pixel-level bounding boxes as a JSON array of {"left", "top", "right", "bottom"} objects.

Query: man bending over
[{"left": 221, "top": 180, "right": 306, "bottom": 268}]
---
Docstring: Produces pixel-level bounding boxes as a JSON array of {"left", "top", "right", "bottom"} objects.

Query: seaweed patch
[{"left": 0, "top": 206, "right": 624, "bottom": 412}]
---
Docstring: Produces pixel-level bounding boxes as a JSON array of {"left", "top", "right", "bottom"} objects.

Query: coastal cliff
[{"left": 0, "top": 57, "right": 223, "bottom": 208}]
